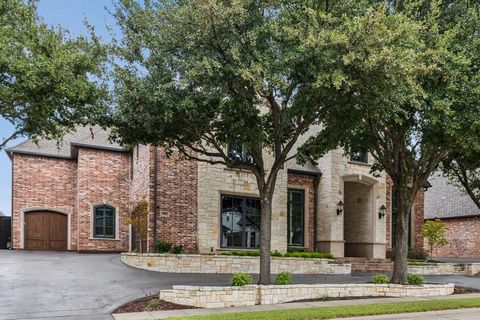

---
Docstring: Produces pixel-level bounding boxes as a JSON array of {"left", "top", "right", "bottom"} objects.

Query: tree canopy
[
  {"left": 303, "top": 0, "right": 480, "bottom": 283},
  {"left": 109, "top": 0, "right": 480, "bottom": 284},
  {"left": 0, "top": 0, "right": 108, "bottom": 147}
]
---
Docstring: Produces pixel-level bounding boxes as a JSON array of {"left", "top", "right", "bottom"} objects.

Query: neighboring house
[
  {"left": 6, "top": 127, "right": 425, "bottom": 257},
  {"left": 0, "top": 211, "right": 11, "bottom": 249},
  {"left": 425, "top": 173, "right": 480, "bottom": 258}
]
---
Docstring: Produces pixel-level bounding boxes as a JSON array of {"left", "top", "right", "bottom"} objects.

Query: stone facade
[
  {"left": 316, "top": 150, "right": 387, "bottom": 258},
  {"left": 121, "top": 252, "right": 351, "bottom": 274},
  {"left": 159, "top": 283, "right": 455, "bottom": 308}
]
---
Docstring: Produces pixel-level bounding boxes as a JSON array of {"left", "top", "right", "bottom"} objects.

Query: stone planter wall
[
  {"left": 407, "top": 263, "right": 480, "bottom": 276},
  {"left": 121, "top": 253, "right": 351, "bottom": 274},
  {"left": 159, "top": 283, "right": 455, "bottom": 308}
]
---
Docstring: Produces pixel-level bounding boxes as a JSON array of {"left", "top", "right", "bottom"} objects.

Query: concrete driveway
[{"left": 2, "top": 251, "right": 480, "bottom": 320}]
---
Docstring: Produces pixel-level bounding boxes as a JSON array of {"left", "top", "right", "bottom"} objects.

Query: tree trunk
[
  {"left": 259, "top": 195, "right": 273, "bottom": 285},
  {"left": 391, "top": 183, "right": 415, "bottom": 284}
]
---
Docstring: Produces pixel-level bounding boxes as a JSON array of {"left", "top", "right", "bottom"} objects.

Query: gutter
[{"left": 152, "top": 147, "right": 159, "bottom": 252}]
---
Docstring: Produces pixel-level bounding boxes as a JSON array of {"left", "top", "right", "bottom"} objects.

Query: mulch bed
[
  {"left": 453, "top": 287, "right": 480, "bottom": 294},
  {"left": 114, "top": 294, "right": 198, "bottom": 314}
]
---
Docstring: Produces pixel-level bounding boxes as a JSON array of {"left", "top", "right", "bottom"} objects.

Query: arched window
[{"left": 93, "top": 205, "right": 116, "bottom": 239}]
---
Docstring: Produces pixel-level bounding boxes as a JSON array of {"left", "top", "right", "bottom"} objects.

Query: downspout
[
  {"left": 313, "top": 172, "right": 322, "bottom": 252},
  {"left": 152, "top": 146, "right": 159, "bottom": 252}
]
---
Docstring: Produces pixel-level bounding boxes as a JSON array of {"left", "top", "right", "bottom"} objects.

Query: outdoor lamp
[
  {"left": 336, "top": 201, "right": 344, "bottom": 215},
  {"left": 378, "top": 205, "right": 386, "bottom": 219}
]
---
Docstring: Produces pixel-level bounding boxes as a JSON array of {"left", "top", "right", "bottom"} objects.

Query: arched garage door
[{"left": 24, "top": 211, "right": 67, "bottom": 250}]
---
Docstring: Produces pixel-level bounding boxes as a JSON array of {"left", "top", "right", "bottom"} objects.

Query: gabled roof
[
  {"left": 425, "top": 172, "right": 480, "bottom": 220},
  {"left": 5, "top": 126, "right": 125, "bottom": 159}
]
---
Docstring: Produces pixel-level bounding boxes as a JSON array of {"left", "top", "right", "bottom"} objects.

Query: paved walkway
[{"left": 112, "top": 293, "right": 480, "bottom": 319}]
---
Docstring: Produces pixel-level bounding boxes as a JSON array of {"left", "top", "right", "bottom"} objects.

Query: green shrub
[
  {"left": 172, "top": 244, "right": 185, "bottom": 254},
  {"left": 283, "top": 251, "right": 334, "bottom": 259},
  {"left": 155, "top": 240, "right": 173, "bottom": 253},
  {"left": 372, "top": 274, "right": 389, "bottom": 284},
  {"left": 219, "top": 250, "right": 333, "bottom": 259},
  {"left": 145, "top": 298, "right": 160, "bottom": 311},
  {"left": 408, "top": 247, "right": 428, "bottom": 261},
  {"left": 231, "top": 272, "right": 253, "bottom": 286},
  {"left": 287, "top": 247, "right": 305, "bottom": 253},
  {"left": 220, "top": 250, "right": 260, "bottom": 257},
  {"left": 275, "top": 272, "right": 293, "bottom": 285},
  {"left": 407, "top": 274, "right": 425, "bottom": 285},
  {"left": 271, "top": 250, "right": 283, "bottom": 257}
]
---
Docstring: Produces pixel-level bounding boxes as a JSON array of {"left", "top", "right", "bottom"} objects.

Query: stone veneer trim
[
  {"left": 159, "top": 283, "right": 455, "bottom": 308},
  {"left": 121, "top": 253, "right": 351, "bottom": 274}
]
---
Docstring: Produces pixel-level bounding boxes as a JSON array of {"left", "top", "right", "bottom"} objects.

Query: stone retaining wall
[
  {"left": 159, "top": 283, "right": 455, "bottom": 308},
  {"left": 408, "top": 263, "right": 480, "bottom": 276},
  {"left": 121, "top": 253, "right": 351, "bottom": 274}
]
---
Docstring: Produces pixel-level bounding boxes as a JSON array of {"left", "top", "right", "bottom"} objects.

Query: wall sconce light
[
  {"left": 378, "top": 205, "right": 386, "bottom": 219},
  {"left": 337, "top": 201, "right": 344, "bottom": 215}
]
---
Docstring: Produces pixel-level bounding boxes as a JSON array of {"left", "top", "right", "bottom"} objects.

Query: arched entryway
[
  {"left": 24, "top": 211, "right": 68, "bottom": 250},
  {"left": 343, "top": 175, "right": 377, "bottom": 258}
]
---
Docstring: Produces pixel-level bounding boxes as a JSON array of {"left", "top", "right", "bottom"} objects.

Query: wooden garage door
[{"left": 25, "top": 211, "right": 67, "bottom": 250}]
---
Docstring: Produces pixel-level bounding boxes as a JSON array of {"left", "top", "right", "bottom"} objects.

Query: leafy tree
[
  {"left": 109, "top": 0, "right": 379, "bottom": 284},
  {"left": 303, "top": 0, "right": 480, "bottom": 283},
  {"left": 0, "top": 0, "right": 108, "bottom": 148},
  {"left": 422, "top": 219, "right": 448, "bottom": 258},
  {"left": 443, "top": 154, "right": 480, "bottom": 210},
  {"left": 124, "top": 198, "right": 149, "bottom": 253}
]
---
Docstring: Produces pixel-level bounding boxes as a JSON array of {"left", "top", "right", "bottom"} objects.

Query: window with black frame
[
  {"left": 227, "top": 141, "right": 254, "bottom": 163},
  {"left": 287, "top": 189, "right": 305, "bottom": 247},
  {"left": 221, "top": 195, "right": 261, "bottom": 249},
  {"left": 349, "top": 148, "right": 368, "bottom": 163},
  {"left": 93, "top": 205, "right": 115, "bottom": 238}
]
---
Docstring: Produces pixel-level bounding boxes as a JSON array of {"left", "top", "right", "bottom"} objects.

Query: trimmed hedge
[{"left": 220, "top": 250, "right": 334, "bottom": 259}]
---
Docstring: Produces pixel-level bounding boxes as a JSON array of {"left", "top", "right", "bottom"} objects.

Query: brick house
[
  {"left": 6, "top": 126, "right": 425, "bottom": 256},
  {"left": 425, "top": 173, "right": 480, "bottom": 258}
]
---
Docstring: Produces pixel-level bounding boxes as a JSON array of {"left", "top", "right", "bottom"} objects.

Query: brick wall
[
  {"left": 76, "top": 148, "right": 131, "bottom": 252},
  {"left": 429, "top": 217, "right": 480, "bottom": 258},
  {"left": 287, "top": 172, "right": 316, "bottom": 252},
  {"left": 150, "top": 148, "right": 198, "bottom": 253},
  {"left": 412, "top": 190, "right": 425, "bottom": 250},
  {"left": 12, "top": 154, "right": 78, "bottom": 249}
]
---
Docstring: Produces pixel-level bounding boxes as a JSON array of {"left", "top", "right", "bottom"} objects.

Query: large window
[
  {"left": 93, "top": 205, "right": 116, "bottom": 239},
  {"left": 350, "top": 149, "right": 368, "bottom": 163},
  {"left": 221, "top": 195, "right": 261, "bottom": 248},
  {"left": 227, "top": 141, "right": 254, "bottom": 163},
  {"left": 287, "top": 189, "right": 305, "bottom": 247}
]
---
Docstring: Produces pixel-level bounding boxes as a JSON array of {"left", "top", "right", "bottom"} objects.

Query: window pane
[
  {"left": 350, "top": 149, "right": 368, "bottom": 163},
  {"left": 227, "top": 142, "right": 244, "bottom": 162},
  {"left": 94, "top": 206, "right": 116, "bottom": 238},
  {"left": 287, "top": 189, "right": 304, "bottom": 246},
  {"left": 221, "top": 195, "right": 260, "bottom": 249}
]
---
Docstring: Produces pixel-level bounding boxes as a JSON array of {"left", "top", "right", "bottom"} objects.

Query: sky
[{"left": 0, "top": 0, "right": 118, "bottom": 215}]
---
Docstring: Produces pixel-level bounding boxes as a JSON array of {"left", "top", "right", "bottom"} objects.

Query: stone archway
[{"left": 343, "top": 174, "right": 377, "bottom": 258}]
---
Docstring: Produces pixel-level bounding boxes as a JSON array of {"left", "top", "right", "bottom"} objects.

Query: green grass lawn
[{"left": 165, "top": 298, "right": 480, "bottom": 320}]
